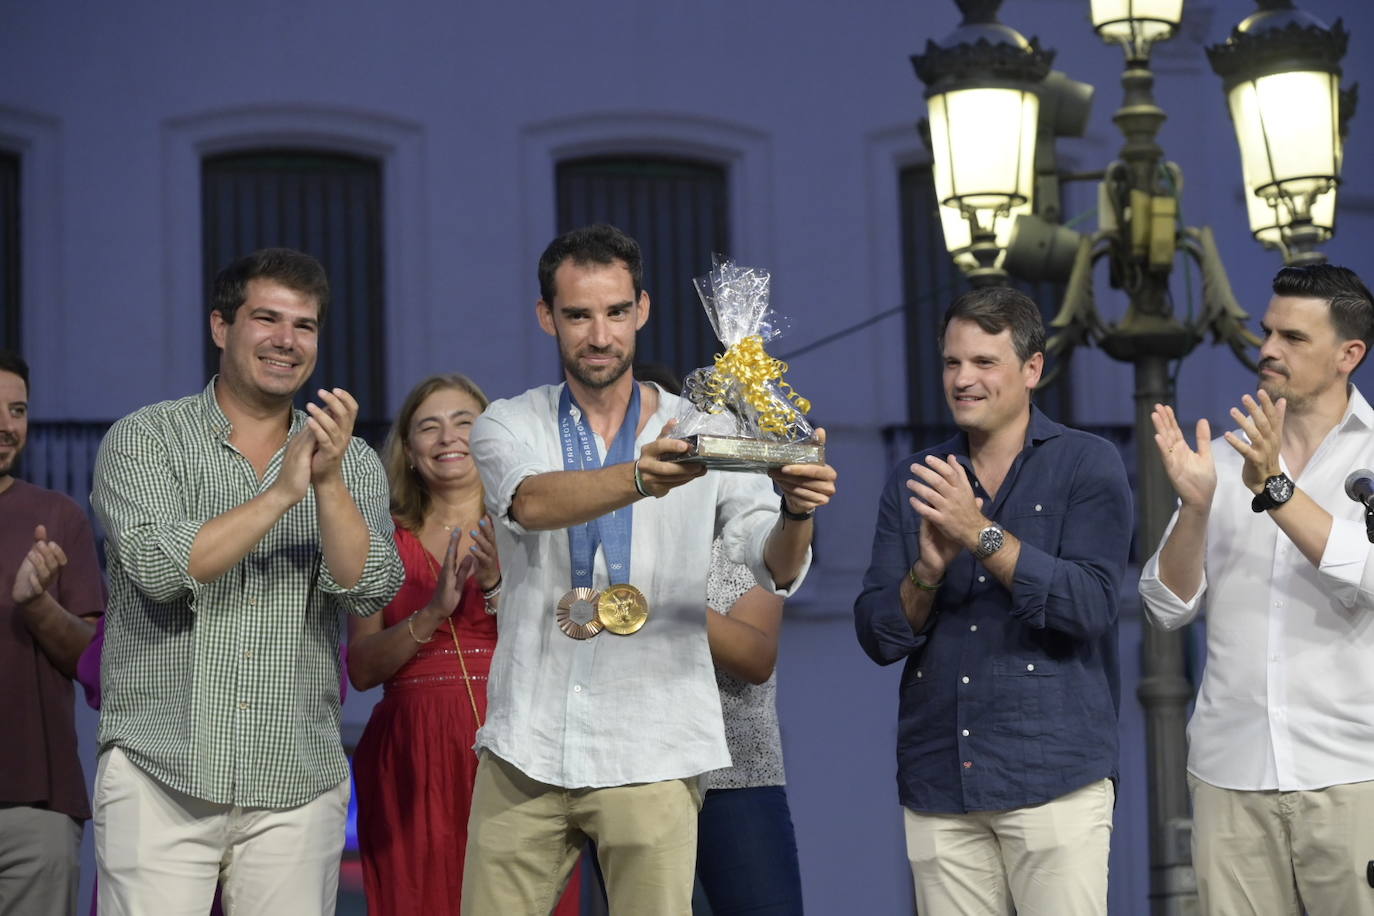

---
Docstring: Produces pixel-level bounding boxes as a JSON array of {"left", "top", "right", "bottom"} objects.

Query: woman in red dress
[{"left": 349, "top": 373, "right": 580, "bottom": 915}]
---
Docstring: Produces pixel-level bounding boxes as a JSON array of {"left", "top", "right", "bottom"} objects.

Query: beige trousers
[
  {"left": 93, "top": 746, "right": 350, "bottom": 916},
  {"left": 903, "top": 778, "right": 1114, "bottom": 916},
  {"left": 1190, "top": 774, "right": 1374, "bottom": 916},
  {"left": 461, "top": 752, "right": 702, "bottom": 916}
]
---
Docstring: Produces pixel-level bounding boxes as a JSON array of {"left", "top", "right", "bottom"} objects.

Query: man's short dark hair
[
  {"left": 1271, "top": 264, "right": 1374, "bottom": 358},
  {"left": 211, "top": 248, "right": 331, "bottom": 325},
  {"left": 940, "top": 286, "right": 1046, "bottom": 363},
  {"left": 0, "top": 349, "right": 29, "bottom": 392},
  {"left": 538, "top": 224, "right": 644, "bottom": 306}
]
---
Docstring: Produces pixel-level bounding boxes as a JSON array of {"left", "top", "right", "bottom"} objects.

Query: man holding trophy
[{"left": 464, "top": 224, "right": 836, "bottom": 914}]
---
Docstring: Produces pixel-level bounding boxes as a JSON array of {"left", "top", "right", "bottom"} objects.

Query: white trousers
[
  {"left": 93, "top": 746, "right": 349, "bottom": 916},
  {"left": 903, "top": 778, "right": 1114, "bottom": 916}
]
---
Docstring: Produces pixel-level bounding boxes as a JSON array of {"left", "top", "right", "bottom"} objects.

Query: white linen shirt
[
  {"left": 1139, "top": 385, "right": 1374, "bottom": 792},
  {"left": 470, "top": 382, "right": 808, "bottom": 788}
]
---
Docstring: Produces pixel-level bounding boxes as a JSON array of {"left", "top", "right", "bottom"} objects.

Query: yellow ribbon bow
[{"left": 705, "top": 334, "right": 811, "bottom": 436}]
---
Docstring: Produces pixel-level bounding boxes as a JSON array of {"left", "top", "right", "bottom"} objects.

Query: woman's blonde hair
[{"left": 383, "top": 373, "right": 491, "bottom": 534}]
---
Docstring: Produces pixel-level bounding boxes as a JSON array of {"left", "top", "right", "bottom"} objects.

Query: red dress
[{"left": 353, "top": 525, "right": 580, "bottom": 915}]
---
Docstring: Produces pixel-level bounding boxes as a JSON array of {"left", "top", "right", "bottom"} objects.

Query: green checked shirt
[{"left": 91, "top": 380, "right": 403, "bottom": 808}]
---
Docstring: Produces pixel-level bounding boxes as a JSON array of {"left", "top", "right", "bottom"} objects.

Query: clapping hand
[
  {"left": 12, "top": 525, "right": 65, "bottom": 606},
  {"left": 1222, "top": 391, "right": 1286, "bottom": 495},
  {"left": 428, "top": 530, "right": 476, "bottom": 620},
  {"left": 467, "top": 516, "right": 501, "bottom": 592},
  {"left": 306, "top": 388, "right": 359, "bottom": 483},
  {"left": 908, "top": 454, "right": 987, "bottom": 551},
  {"left": 1151, "top": 403, "right": 1217, "bottom": 509}
]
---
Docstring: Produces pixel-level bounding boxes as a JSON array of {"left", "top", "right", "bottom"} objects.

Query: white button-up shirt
[
  {"left": 1140, "top": 385, "right": 1374, "bottom": 791},
  {"left": 470, "top": 383, "right": 807, "bottom": 788}
]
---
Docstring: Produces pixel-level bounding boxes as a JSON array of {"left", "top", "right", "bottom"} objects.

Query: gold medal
[
  {"left": 556, "top": 588, "right": 604, "bottom": 640},
  {"left": 596, "top": 583, "right": 650, "bottom": 636}
]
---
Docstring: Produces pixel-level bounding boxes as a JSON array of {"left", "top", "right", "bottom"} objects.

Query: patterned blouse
[{"left": 703, "top": 539, "right": 786, "bottom": 790}]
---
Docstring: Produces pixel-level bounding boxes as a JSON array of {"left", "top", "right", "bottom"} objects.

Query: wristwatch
[
  {"left": 973, "top": 523, "right": 1005, "bottom": 559},
  {"left": 1251, "top": 473, "right": 1295, "bottom": 513}
]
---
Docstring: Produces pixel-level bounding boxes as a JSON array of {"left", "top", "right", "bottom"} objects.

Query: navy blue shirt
[{"left": 854, "top": 407, "right": 1132, "bottom": 813}]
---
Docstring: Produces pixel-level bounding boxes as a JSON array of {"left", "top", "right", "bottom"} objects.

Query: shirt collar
[
  {"left": 197, "top": 376, "right": 305, "bottom": 442},
  {"left": 1025, "top": 404, "right": 1064, "bottom": 446},
  {"left": 949, "top": 404, "right": 1063, "bottom": 459},
  {"left": 1340, "top": 383, "right": 1374, "bottom": 432}
]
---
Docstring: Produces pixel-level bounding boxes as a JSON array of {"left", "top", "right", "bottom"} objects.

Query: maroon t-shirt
[{"left": 0, "top": 478, "right": 105, "bottom": 820}]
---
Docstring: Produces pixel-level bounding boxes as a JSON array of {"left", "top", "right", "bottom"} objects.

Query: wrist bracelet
[
  {"left": 481, "top": 577, "right": 503, "bottom": 599},
  {"left": 405, "top": 611, "right": 431, "bottom": 644},
  {"left": 908, "top": 567, "right": 942, "bottom": 591},
  {"left": 633, "top": 458, "right": 653, "bottom": 499},
  {"left": 483, "top": 596, "right": 498, "bottom": 616},
  {"left": 779, "top": 494, "right": 814, "bottom": 521}
]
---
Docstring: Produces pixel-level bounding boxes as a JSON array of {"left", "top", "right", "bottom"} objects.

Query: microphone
[{"left": 1345, "top": 469, "right": 1374, "bottom": 507}]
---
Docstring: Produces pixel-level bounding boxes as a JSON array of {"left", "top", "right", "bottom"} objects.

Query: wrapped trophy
[{"left": 669, "top": 259, "right": 824, "bottom": 472}]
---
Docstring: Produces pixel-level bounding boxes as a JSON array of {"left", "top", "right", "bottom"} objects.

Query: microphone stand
[{"left": 1365, "top": 504, "right": 1374, "bottom": 545}]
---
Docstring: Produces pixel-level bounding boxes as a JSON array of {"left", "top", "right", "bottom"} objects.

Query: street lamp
[
  {"left": 936, "top": 198, "right": 1029, "bottom": 274},
  {"left": 1245, "top": 184, "right": 1337, "bottom": 260},
  {"left": 910, "top": 1, "right": 1355, "bottom": 913},
  {"left": 1090, "top": 0, "right": 1185, "bottom": 61},
  {"left": 912, "top": 0, "right": 1052, "bottom": 286},
  {"left": 1208, "top": 0, "right": 1353, "bottom": 265}
]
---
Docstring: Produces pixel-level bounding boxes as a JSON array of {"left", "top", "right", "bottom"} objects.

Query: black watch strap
[
  {"left": 1251, "top": 473, "right": 1295, "bottom": 513},
  {"left": 780, "top": 494, "right": 814, "bottom": 521}
]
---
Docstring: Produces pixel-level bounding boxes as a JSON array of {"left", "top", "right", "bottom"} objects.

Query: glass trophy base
[{"left": 669, "top": 434, "right": 825, "bottom": 471}]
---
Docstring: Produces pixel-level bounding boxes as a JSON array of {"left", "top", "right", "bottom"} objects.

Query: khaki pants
[
  {"left": 904, "top": 779, "right": 1114, "bottom": 916},
  {"left": 93, "top": 746, "right": 349, "bottom": 916},
  {"left": 462, "top": 752, "right": 702, "bottom": 916},
  {"left": 1190, "top": 774, "right": 1374, "bottom": 916}
]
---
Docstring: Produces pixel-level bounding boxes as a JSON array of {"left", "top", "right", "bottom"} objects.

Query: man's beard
[
  {"left": 0, "top": 433, "right": 22, "bottom": 476},
  {"left": 562, "top": 344, "right": 634, "bottom": 390},
  {"left": 1257, "top": 359, "right": 1336, "bottom": 414}
]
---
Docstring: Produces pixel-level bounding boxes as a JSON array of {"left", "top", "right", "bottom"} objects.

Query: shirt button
[
  {"left": 962, "top": 729, "right": 970, "bottom": 737},
  {"left": 1035, "top": 504, "right": 1042, "bottom": 512},
  {"left": 1026, "top": 664, "right": 1035, "bottom": 672},
  {"left": 916, "top": 670, "right": 924, "bottom": 679},
  {"left": 963, "top": 761, "right": 973, "bottom": 769},
  {"left": 978, "top": 575, "right": 986, "bottom": 583},
  {"left": 573, "top": 685, "right": 583, "bottom": 693},
  {"left": 961, "top": 676, "right": 970, "bottom": 684},
  {"left": 247, "top": 598, "right": 257, "bottom": 606},
  {"left": 243, "top": 650, "right": 253, "bottom": 660},
  {"left": 238, "top": 701, "right": 249, "bottom": 710},
  {"left": 1274, "top": 601, "right": 1283, "bottom": 608},
  {"left": 969, "top": 625, "right": 978, "bottom": 632}
]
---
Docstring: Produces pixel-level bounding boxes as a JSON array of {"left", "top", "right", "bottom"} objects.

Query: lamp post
[{"left": 911, "top": 1, "right": 1354, "bottom": 914}]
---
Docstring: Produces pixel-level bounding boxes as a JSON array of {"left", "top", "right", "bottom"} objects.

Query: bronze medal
[
  {"left": 556, "top": 587, "right": 604, "bottom": 640},
  {"left": 596, "top": 583, "right": 650, "bottom": 636}
]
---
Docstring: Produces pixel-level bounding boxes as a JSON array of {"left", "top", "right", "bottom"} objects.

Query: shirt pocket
[
  {"left": 1002, "top": 502, "right": 1066, "bottom": 551},
  {"left": 902, "top": 663, "right": 932, "bottom": 694},
  {"left": 989, "top": 657, "right": 1062, "bottom": 746}
]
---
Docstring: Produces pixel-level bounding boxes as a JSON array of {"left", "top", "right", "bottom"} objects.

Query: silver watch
[{"left": 974, "top": 523, "right": 1005, "bottom": 560}]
